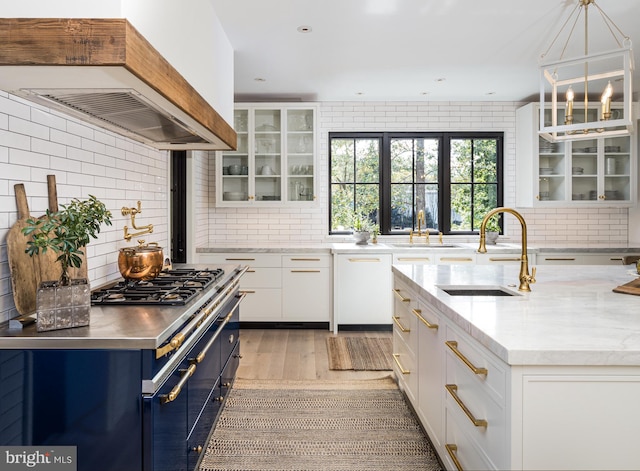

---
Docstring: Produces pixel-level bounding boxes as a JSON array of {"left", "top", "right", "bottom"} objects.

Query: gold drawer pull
[
  {"left": 392, "top": 353, "right": 410, "bottom": 374},
  {"left": 413, "top": 308, "right": 438, "bottom": 329},
  {"left": 610, "top": 257, "right": 623, "bottom": 261},
  {"left": 488, "top": 257, "right": 521, "bottom": 262},
  {"left": 348, "top": 258, "right": 380, "bottom": 262},
  {"left": 225, "top": 258, "right": 256, "bottom": 261},
  {"left": 445, "top": 444, "right": 464, "bottom": 471},
  {"left": 445, "top": 341, "right": 487, "bottom": 376},
  {"left": 290, "top": 258, "right": 321, "bottom": 261},
  {"left": 392, "top": 288, "right": 410, "bottom": 302},
  {"left": 445, "top": 384, "right": 488, "bottom": 427},
  {"left": 397, "top": 257, "right": 430, "bottom": 262},
  {"left": 544, "top": 257, "right": 575, "bottom": 261},
  {"left": 392, "top": 316, "right": 410, "bottom": 333},
  {"left": 240, "top": 290, "right": 256, "bottom": 294},
  {"left": 440, "top": 257, "right": 473, "bottom": 262},
  {"left": 290, "top": 269, "right": 321, "bottom": 273}
]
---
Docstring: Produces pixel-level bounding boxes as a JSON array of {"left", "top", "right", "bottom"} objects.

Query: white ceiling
[{"left": 211, "top": 0, "right": 640, "bottom": 103}]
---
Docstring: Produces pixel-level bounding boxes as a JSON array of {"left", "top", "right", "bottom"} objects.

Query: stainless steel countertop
[{"left": 0, "top": 264, "right": 245, "bottom": 350}]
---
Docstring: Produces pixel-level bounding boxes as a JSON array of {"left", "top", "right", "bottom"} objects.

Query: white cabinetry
[
  {"left": 516, "top": 102, "right": 636, "bottom": 207},
  {"left": 217, "top": 104, "right": 317, "bottom": 206},
  {"left": 334, "top": 253, "right": 393, "bottom": 329},
  {"left": 282, "top": 255, "right": 331, "bottom": 322},
  {"left": 391, "top": 278, "right": 420, "bottom": 405}
]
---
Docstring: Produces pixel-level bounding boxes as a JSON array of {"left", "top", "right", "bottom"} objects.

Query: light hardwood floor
[{"left": 236, "top": 328, "right": 393, "bottom": 381}]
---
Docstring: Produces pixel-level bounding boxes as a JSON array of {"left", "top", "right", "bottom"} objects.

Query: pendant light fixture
[{"left": 539, "top": 0, "right": 633, "bottom": 142}]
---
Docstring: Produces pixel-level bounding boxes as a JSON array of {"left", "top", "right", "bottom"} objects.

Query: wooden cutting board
[
  {"left": 613, "top": 277, "right": 640, "bottom": 296},
  {"left": 6, "top": 184, "right": 38, "bottom": 315},
  {"left": 34, "top": 175, "right": 88, "bottom": 285}
]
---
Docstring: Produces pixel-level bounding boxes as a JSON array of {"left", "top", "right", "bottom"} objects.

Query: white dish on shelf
[{"left": 539, "top": 168, "right": 554, "bottom": 175}]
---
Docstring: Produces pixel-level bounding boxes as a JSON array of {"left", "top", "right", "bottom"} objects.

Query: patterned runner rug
[
  {"left": 199, "top": 380, "right": 442, "bottom": 471},
  {"left": 326, "top": 337, "right": 392, "bottom": 370}
]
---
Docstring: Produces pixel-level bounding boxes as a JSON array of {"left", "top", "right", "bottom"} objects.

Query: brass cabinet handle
[
  {"left": 348, "top": 258, "right": 380, "bottom": 262},
  {"left": 445, "top": 341, "right": 488, "bottom": 376},
  {"left": 397, "top": 257, "right": 430, "bottom": 262},
  {"left": 392, "top": 353, "right": 410, "bottom": 374},
  {"left": 392, "top": 288, "right": 410, "bottom": 303},
  {"left": 544, "top": 257, "right": 576, "bottom": 261},
  {"left": 445, "top": 444, "right": 464, "bottom": 471},
  {"left": 413, "top": 308, "right": 438, "bottom": 329},
  {"left": 440, "top": 257, "right": 473, "bottom": 262},
  {"left": 240, "top": 290, "right": 256, "bottom": 294},
  {"left": 290, "top": 258, "right": 321, "bottom": 261},
  {"left": 488, "top": 257, "right": 521, "bottom": 262},
  {"left": 290, "top": 269, "right": 321, "bottom": 273},
  {"left": 392, "top": 316, "right": 410, "bottom": 332},
  {"left": 225, "top": 257, "right": 256, "bottom": 261},
  {"left": 246, "top": 269, "right": 256, "bottom": 273},
  {"left": 610, "top": 257, "right": 623, "bottom": 261},
  {"left": 445, "top": 384, "right": 488, "bottom": 427},
  {"left": 161, "top": 363, "right": 197, "bottom": 404}
]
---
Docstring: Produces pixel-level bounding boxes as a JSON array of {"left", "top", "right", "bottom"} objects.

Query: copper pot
[{"left": 118, "top": 241, "right": 164, "bottom": 281}]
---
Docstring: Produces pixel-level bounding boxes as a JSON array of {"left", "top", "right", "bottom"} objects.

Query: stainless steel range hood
[{"left": 0, "top": 18, "right": 236, "bottom": 151}]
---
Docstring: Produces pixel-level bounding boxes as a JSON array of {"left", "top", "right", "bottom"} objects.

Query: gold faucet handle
[
  {"left": 439, "top": 232, "right": 443, "bottom": 245},
  {"left": 425, "top": 231, "right": 430, "bottom": 244},
  {"left": 522, "top": 266, "right": 537, "bottom": 285},
  {"left": 409, "top": 230, "right": 414, "bottom": 243}
]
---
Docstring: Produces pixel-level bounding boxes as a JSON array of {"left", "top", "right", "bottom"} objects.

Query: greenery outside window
[{"left": 329, "top": 132, "right": 503, "bottom": 235}]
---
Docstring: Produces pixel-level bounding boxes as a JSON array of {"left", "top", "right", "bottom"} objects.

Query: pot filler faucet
[{"left": 478, "top": 207, "right": 536, "bottom": 292}]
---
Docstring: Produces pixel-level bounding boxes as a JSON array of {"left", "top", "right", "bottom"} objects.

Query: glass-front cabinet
[
  {"left": 217, "top": 104, "right": 317, "bottom": 206},
  {"left": 516, "top": 103, "right": 636, "bottom": 207}
]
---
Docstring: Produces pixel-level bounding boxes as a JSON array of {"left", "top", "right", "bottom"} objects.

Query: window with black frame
[{"left": 329, "top": 132, "right": 503, "bottom": 235}]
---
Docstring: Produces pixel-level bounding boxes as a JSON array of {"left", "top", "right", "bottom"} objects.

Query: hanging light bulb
[
  {"left": 601, "top": 80, "right": 613, "bottom": 120},
  {"left": 565, "top": 86, "right": 575, "bottom": 124}
]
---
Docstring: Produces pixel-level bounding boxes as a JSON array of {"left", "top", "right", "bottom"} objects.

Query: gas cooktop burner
[{"left": 90, "top": 268, "right": 225, "bottom": 306}]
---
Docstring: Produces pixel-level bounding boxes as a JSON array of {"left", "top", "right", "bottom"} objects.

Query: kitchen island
[
  {"left": 392, "top": 263, "right": 640, "bottom": 471},
  {"left": 0, "top": 264, "right": 246, "bottom": 471}
]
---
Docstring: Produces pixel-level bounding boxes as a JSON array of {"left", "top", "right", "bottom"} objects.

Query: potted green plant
[
  {"left": 483, "top": 217, "right": 501, "bottom": 245},
  {"left": 351, "top": 212, "right": 377, "bottom": 245},
  {"left": 22, "top": 195, "right": 112, "bottom": 331}
]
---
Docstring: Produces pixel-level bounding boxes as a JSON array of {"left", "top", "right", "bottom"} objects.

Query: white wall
[
  {"left": 0, "top": 92, "right": 169, "bottom": 323},
  {"left": 201, "top": 101, "right": 631, "bottom": 248}
]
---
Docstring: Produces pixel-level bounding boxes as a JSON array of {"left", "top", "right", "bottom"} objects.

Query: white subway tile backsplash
[{"left": 0, "top": 94, "right": 168, "bottom": 323}]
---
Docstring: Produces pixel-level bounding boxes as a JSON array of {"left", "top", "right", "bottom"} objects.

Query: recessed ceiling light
[
  {"left": 254, "top": 77, "right": 266, "bottom": 82},
  {"left": 420, "top": 92, "right": 429, "bottom": 96},
  {"left": 435, "top": 78, "right": 446, "bottom": 83},
  {"left": 297, "top": 25, "right": 312, "bottom": 33},
  {"left": 486, "top": 91, "right": 496, "bottom": 96}
]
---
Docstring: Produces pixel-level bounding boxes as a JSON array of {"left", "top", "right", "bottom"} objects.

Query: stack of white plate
[{"left": 539, "top": 167, "right": 553, "bottom": 175}]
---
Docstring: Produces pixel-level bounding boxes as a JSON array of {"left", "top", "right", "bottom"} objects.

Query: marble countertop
[{"left": 392, "top": 263, "right": 640, "bottom": 367}]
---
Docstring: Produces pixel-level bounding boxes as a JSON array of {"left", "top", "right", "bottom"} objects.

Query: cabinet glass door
[
  {"left": 254, "top": 110, "right": 282, "bottom": 202},
  {"left": 221, "top": 109, "right": 249, "bottom": 202},
  {"left": 603, "top": 135, "right": 631, "bottom": 201},
  {"left": 286, "top": 109, "right": 314, "bottom": 202},
  {"left": 538, "top": 135, "right": 566, "bottom": 202},
  {"left": 570, "top": 138, "right": 598, "bottom": 201}
]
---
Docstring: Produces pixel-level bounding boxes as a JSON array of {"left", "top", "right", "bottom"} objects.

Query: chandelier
[{"left": 539, "top": 0, "right": 633, "bottom": 142}]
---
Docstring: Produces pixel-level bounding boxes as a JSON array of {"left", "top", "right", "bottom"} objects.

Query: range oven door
[{"left": 142, "top": 291, "right": 244, "bottom": 471}]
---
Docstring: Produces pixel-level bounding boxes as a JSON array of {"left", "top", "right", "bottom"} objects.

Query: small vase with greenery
[
  {"left": 483, "top": 217, "right": 501, "bottom": 245},
  {"left": 22, "top": 195, "right": 113, "bottom": 286},
  {"left": 351, "top": 212, "right": 377, "bottom": 245}
]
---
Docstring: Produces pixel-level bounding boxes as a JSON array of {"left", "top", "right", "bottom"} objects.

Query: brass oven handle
[
  {"left": 392, "top": 353, "right": 410, "bottom": 374},
  {"left": 193, "top": 292, "right": 246, "bottom": 364},
  {"left": 445, "top": 444, "right": 464, "bottom": 471},
  {"left": 392, "top": 316, "right": 410, "bottom": 332},
  {"left": 445, "top": 384, "right": 488, "bottom": 427},
  {"left": 161, "top": 363, "right": 196, "bottom": 404},
  {"left": 392, "top": 288, "right": 410, "bottom": 303},
  {"left": 413, "top": 308, "right": 438, "bottom": 329},
  {"left": 445, "top": 341, "right": 488, "bottom": 376},
  {"left": 155, "top": 267, "right": 248, "bottom": 359}
]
